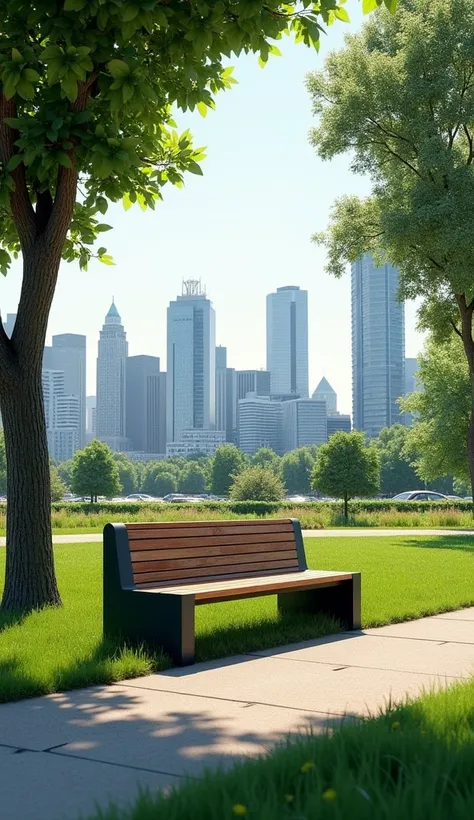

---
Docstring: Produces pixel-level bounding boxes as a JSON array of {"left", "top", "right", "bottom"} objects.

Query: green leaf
[
  {"left": 11, "top": 48, "right": 23, "bottom": 64},
  {"left": 99, "top": 254, "right": 115, "bottom": 266},
  {"left": 122, "top": 3, "right": 140, "bottom": 21},
  {"left": 97, "top": 246, "right": 107, "bottom": 256},
  {"left": 7, "top": 154, "right": 23, "bottom": 171},
  {"left": 107, "top": 59, "right": 130, "bottom": 79},
  {"left": 64, "top": 0, "right": 87, "bottom": 10},
  {"left": 383, "top": 0, "right": 397, "bottom": 10},
  {"left": 96, "top": 223, "right": 113, "bottom": 232},
  {"left": 123, "top": 192, "right": 133, "bottom": 210},
  {"left": 46, "top": 130, "right": 57, "bottom": 142},
  {"left": 197, "top": 101, "right": 208, "bottom": 118},
  {"left": 187, "top": 161, "right": 203, "bottom": 176},
  {"left": 96, "top": 196, "right": 108, "bottom": 214},
  {"left": 334, "top": 6, "right": 350, "bottom": 22},
  {"left": 40, "top": 46, "right": 64, "bottom": 61},
  {"left": 61, "top": 75, "right": 78, "bottom": 102},
  {"left": 15, "top": 79, "right": 34, "bottom": 100},
  {"left": 57, "top": 151, "right": 73, "bottom": 168},
  {"left": 22, "top": 68, "right": 40, "bottom": 83},
  {"left": 2, "top": 118, "right": 22, "bottom": 128},
  {"left": 362, "top": 0, "right": 379, "bottom": 12}
]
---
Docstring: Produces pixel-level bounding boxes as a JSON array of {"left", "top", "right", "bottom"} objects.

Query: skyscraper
[
  {"left": 236, "top": 369, "right": 271, "bottom": 401},
  {"left": 44, "top": 333, "right": 86, "bottom": 446},
  {"left": 351, "top": 253, "right": 405, "bottom": 437},
  {"left": 166, "top": 280, "right": 215, "bottom": 443},
  {"left": 96, "top": 300, "right": 128, "bottom": 449},
  {"left": 281, "top": 399, "right": 327, "bottom": 452},
  {"left": 312, "top": 377, "right": 337, "bottom": 414},
  {"left": 266, "top": 286, "right": 308, "bottom": 398},
  {"left": 238, "top": 396, "right": 283, "bottom": 455},
  {"left": 215, "top": 346, "right": 227, "bottom": 432},
  {"left": 126, "top": 355, "right": 164, "bottom": 454},
  {"left": 42, "top": 370, "right": 80, "bottom": 461}
]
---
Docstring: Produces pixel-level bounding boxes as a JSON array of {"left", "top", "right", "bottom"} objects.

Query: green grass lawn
[
  {"left": 0, "top": 535, "right": 473, "bottom": 703},
  {"left": 86, "top": 676, "right": 474, "bottom": 820}
]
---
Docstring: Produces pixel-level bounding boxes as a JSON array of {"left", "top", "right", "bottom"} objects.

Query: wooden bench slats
[
  {"left": 127, "top": 523, "right": 293, "bottom": 542},
  {"left": 137, "top": 569, "right": 354, "bottom": 601},
  {"left": 133, "top": 549, "right": 298, "bottom": 575},
  {"left": 129, "top": 532, "right": 296, "bottom": 555},
  {"left": 134, "top": 557, "right": 299, "bottom": 586},
  {"left": 126, "top": 519, "right": 293, "bottom": 532},
  {"left": 130, "top": 541, "right": 296, "bottom": 563}
]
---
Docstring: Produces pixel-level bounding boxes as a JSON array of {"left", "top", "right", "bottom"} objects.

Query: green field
[{"left": 0, "top": 535, "right": 473, "bottom": 703}]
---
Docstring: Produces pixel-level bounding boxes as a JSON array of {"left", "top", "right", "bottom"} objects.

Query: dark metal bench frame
[{"left": 103, "top": 520, "right": 361, "bottom": 665}]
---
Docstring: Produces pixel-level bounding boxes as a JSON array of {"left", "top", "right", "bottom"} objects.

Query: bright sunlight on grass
[
  {"left": 0, "top": 534, "right": 473, "bottom": 703},
  {"left": 86, "top": 676, "right": 474, "bottom": 820}
]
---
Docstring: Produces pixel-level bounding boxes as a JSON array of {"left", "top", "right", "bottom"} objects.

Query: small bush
[{"left": 229, "top": 466, "right": 285, "bottom": 502}]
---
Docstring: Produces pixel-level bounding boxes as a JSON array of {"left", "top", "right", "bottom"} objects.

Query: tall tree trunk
[
  {"left": 1, "top": 242, "right": 64, "bottom": 611},
  {"left": 457, "top": 295, "right": 474, "bottom": 504},
  {"left": 1, "top": 364, "right": 60, "bottom": 610},
  {"left": 343, "top": 492, "right": 348, "bottom": 522}
]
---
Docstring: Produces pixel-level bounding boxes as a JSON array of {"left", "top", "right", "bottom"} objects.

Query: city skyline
[{"left": 0, "top": 5, "right": 423, "bottom": 417}]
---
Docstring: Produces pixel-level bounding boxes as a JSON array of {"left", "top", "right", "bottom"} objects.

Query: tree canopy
[
  {"left": 312, "top": 431, "right": 380, "bottom": 519},
  {"left": 402, "top": 335, "right": 470, "bottom": 484},
  {"left": 308, "top": 0, "right": 474, "bottom": 492},
  {"left": 71, "top": 439, "right": 121, "bottom": 501},
  {"left": 229, "top": 465, "right": 285, "bottom": 502},
  {"left": 374, "top": 424, "right": 419, "bottom": 496},
  {"left": 281, "top": 447, "right": 316, "bottom": 494},
  {"left": 211, "top": 444, "right": 246, "bottom": 496}
]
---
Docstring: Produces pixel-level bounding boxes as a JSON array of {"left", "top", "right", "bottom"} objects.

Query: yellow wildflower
[
  {"left": 232, "top": 805, "right": 248, "bottom": 816},
  {"left": 322, "top": 788, "right": 337, "bottom": 802},
  {"left": 301, "top": 760, "right": 315, "bottom": 773}
]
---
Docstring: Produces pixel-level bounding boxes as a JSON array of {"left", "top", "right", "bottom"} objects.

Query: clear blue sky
[{"left": 0, "top": 3, "right": 422, "bottom": 415}]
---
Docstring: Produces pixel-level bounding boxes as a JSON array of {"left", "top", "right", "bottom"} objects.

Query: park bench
[{"left": 103, "top": 518, "right": 361, "bottom": 665}]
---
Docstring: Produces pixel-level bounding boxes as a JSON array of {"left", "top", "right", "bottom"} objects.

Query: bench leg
[
  {"left": 278, "top": 574, "right": 361, "bottom": 631},
  {"left": 104, "top": 591, "right": 196, "bottom": 666}
]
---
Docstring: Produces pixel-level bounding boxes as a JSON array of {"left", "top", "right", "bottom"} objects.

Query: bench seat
[
  {"left": 137, "top": 569, "right": 354, "bottom": 602},
  {"left": 103, "top": 518, "right": 361, "bottom": 665}
]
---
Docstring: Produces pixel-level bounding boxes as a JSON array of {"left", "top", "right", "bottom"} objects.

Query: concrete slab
[
  {"left": 250, "top": 633, "right": 474, "bottom": 678},
  {"left": 434, "top": 608, "right": 474, "bottom": 621},
  {"left": 121, "top": 654, "right": 456, "bottom": 717},
  {"left": 0, "top": 685, "right": 331, "bottom": 778},
  {"left": 0, "top": 747, "right": 170, "bottom": 820},
  {"left": 366, "top": 616, "right": 474, "bottom": 644}
]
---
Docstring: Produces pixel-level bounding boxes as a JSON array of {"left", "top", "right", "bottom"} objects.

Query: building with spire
[
  {"left": 96, "top": 300, "right": 129, "bottom": 451},
  {"left": 312, "top": 377, "right": 337, "bottom": 414}
]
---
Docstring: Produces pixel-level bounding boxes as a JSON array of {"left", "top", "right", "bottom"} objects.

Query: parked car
[
  {"left": 125, "top": 493, "right": 156, "bottom": 502},
  {"left": 391, "top": 490, "right": 448, "bottom": 501}
]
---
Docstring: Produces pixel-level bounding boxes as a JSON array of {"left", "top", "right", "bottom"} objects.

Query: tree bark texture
[
  {"left": 1, "top": 242, "right": 65, "bottom": 611},
  {"left": 457, "top": 295, "right": 474, "bottom": 502}
]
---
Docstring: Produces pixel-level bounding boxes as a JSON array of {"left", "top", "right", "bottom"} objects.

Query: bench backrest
[{"left": 120, "top": 518, "right": 306, "bottom": 588}]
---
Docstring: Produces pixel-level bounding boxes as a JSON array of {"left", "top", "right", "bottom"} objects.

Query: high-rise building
[
  {"left": 158, "top": 372, "right": 167, "bottom": 454},
  {"left": 215, "top": 346, "right": 227, "bottom": 432},
  {"left": 237, "top": 396, "right": 283, "bottom": 455},
  {"left": 166, "top": 429, "right": 225, "bottom": 457},
  {"left": 267, "top": 286, "right": 309, "bottom": 398},
  {"left": 86, "top": 396, "right": 96, "bottom": 440},
  {"left": 327, "top": 414, "right": 352, "bottom": 437},
  {"left": 225, "top": 367, "right": 237, "bottom": 443},
  {"left": 42, "top": 370, "right": 80, "bottom": 461},
  {"left": 3, "top": 313, "right": 16, "bottom": 338},
  {"left": 166, "top": 280, "right": 215, "bottom": 443},
  {"left": 44, "top": 333, "right": 86, "bottom": 446},
  {"left": 96, "top": 300, "right": 128, "bottom": 450},
  {"left": 404, "top": 357, "right": 419, "bottom": 427},
  {"left": 236, "top": 369, "right": 271, "bottom": 401},
  {"left": 126, "top": 355, "right": 165, "bottom": 454},
  {"left": 312, "top": 377, "right": 337, "bottom": 414},
  {"left": 351, "top": 253, "right": 405, "bottom": 437},
  {"left": 281, "top": 399, "right": 327, "bottom": 452}
]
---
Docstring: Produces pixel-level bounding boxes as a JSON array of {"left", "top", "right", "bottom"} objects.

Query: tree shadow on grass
[{"left": 400, "top": 536, "right": 474, "bottom": 553}]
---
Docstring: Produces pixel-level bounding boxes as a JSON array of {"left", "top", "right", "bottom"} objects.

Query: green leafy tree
[
  {"left": 402, "top": 335, "right": 470, "bottom": 485},
  {"left": 57, "top": 458, "right": 73, "bottom": 490},
  {"left": 142, "top": 461, "right": 178, "bottom": 494},
  {"left": 50, "top": 465, "right": 66, "bottom": 502},
  {"left": 281, "top": 447, "right": 316, "bottom": 494},
  {"left": 229, "top": 466, "right": 285, "bottom": 502},
  {"left": 251, "top": 447, "right": 281, "bottom": 473},
  {"left": 71, "top": 440, "right": 121, "bottom": 503},
  {"left": 312, "top": 432, "right": 380, "bottom": 520},
  {"left": 309, "top": 0, "right": 474, "bottom": 503},
  {"left": 0, "top": 1, "right": 396, "bottom": 611},
  {"left": 154, "top": 472, "right": 177, "bottom": 498},
  {"left": 210, "top": 444, "right": 246, "bottom": 496},
  {"left": 178, "top": 463, "right": 207, "bottom": 494},
  {"left": 112, "top": 453, "right": 137, "bottom": 495},
  {"left": 375, "top": 425, "right": 420, "bottom": 496}
]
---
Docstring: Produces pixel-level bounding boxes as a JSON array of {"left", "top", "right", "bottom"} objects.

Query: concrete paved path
[
  {"left": 0, "top": 527, "right": 472, "bottom": 546},
  {"left": 1, "top": 608, "right": 474, "bottom": 820}
]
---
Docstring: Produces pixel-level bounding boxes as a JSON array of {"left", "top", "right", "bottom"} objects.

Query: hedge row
[{"left": 34, "top": 498, "right": 474, "bottom": 517}]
